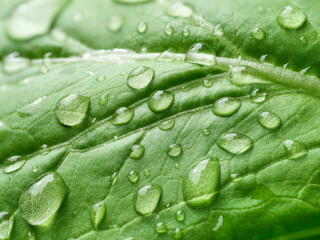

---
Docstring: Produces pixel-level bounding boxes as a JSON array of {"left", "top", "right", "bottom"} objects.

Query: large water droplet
[
  {"left": 258, "top": 111, "right": 281, "bottom": 130},
  {"left": 130, "top": 144, "right": 145, "bottom": 159},
  {"left": 127, "top": 171, "right": 140, "bottom": 183},
  {"left": 4, "top": 160, "right": 26, "bottom": 174},
  {"left": 137, "top": 21, "right": 147, "bottom": 34},
  {"left": 159, "top": 119, "right": 175, "bottom": 131},
  {"left": 2, "top": 53, "right": 30, "bottom": 73},
  {"left": 251, "top": 27, "right": 266, "bottom": 40},
  {"left": 165, "top": 2, "right": 193, "bottom": 18},
  {"left": 111, "top": 107, "right": 134, "bottom": 125},
  {"left": 277, "top": 6, "right": 306, "bottom": 30},
  {"left": 113, "top": 0, "right": 152, "bottom": 3},
  {"left": 98, "top": 93, "right": 109, "bottom": 106},
  {"left": 19, "top": 172, "right": 69, "bottom": 226},
  {"left": 154, "top": 222, "right": 168, "bottom": 234},
  {"left": 212, "top": 97, "right": 241, "bottom": 117},
  {"left": 0, "top": 212, "right": 14, "bottom": 240},
  {"left": 55, "top": 94, "right": 90, "bottom": 127},
  {"left": 127, "top": 66, "right": 154, "bottom": 89},
  {"left": 217, "top": 133, "right": 253, "bottom": 154},
  {"left": 6, "top": 0, "right": 68, "bottom": 41},
  {"left": 17, "top": 96, "right": 46, "bottom": 118},
  {"left": 175, "top": 210, "right": 185, "bottom": 222},
  {"left": 0, "top": 122, "right": 10, "bottom": 141},
  {"left": 283, "top": 140, "right": 308, "bottom": 159},
  {"left": 167, "top": 144, "right": 182, "bottom": 157},
  {"left": 185, "top": 43, "right": 215, "bottom": 65},
  {"left": 134, "top": 184, "right": 162, "bottom": 215},
  {"left": 108, "top": 15, "right": 124, "bottom": 32},
  {"left": 172, "top": 228, "right": 183, "bottom": 240},
  {"left": 148, "top": 91, "right": 174, "bottom": 113},
  {"left": 182, "top": 157, "right": 220, "bottom": 208},
  {"left": 90, "top": 201, "right": 106, "bottom": 229},
  {"left": 250, "top": 89, "right": 266, "bottom": 103},
  {"left": 164, "top": 24, "right": 174, "bottom": 36}
]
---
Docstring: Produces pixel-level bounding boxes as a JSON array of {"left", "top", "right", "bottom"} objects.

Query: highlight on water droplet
[
  {"left": 19, "top": 172, "right": 69, "bottom": 226},
  {"left": 159, "top": 119, "right": 175, "bottom": 131},
  {"left": 4, "top": 160, "right": 26, "bottom": 174},
  {"left": 182, "top": 157, "right": 220, "bottom": 209},
  {"left": 0, "top": 212, "right": 14, "bottom": 240},
  {"left": 251, "top": 27, "right": 266, "bottom": 40},
  {"left": 154, "top": 222, "right": 168, "bottom": 234},
  {"left": 258, "top": 111, "right": 281, "bottom": 130},
  {"left": 217, "top": 133, "right": 253, "bottom": 154},
  {"left": 137, "top": 21, "right": 148, "bottom": 34},
  {"left": 127, "top": 171, "right": 140, "bottom": 183},
  {"left": 172, "top": 228, "right": 183, "bottom": 240},
  {"left": 283, "top": 140, "right": 308, "bottom": 159},
  {"left": 108, "top": 15, "right": 124, "bottom": 32},
  {"left": 175, "top": 210, "right": 185, "bottom": 222},
  {"left": 165, "top": 2, "right": 193, "bottom": 18},
  {"left": 185, "top": 43, "right": 215, "bottom": 65},
  {"left": 130, "top": 144, "right": 145, "bottom": 159},
  {"left": 212, "top": 97, "right": 241, "bottom": 117},
  {"left": 127, "top": 66, "right": 154, "bottom": 89},
  {"left": 164, "top": 24, "right": 173, "bottom": 36},
  {"left": 167, "top": 143, "right": 182, "bottom": 157},
  {"left": 0, "top": 122, "right": 10, "bottom": 141},
  {"left": 111, "top": 107, "right": 134, "bottom": 125},
  {"left": 90, "top": 201, "right": 106, "bottom": 229},
  {"left": 277, "top": 6, "right": 306, "bottom": 30},
  {"left": 148, "top": 90, "right": 174, "bottom": 113},
  {"left": 134, "top": 184, "right": 162, "bottom": 215},
  {"left": 250, "top": 89, "right": 267, "bottom": 103}
]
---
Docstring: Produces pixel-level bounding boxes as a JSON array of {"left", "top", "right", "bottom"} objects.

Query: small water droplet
[
  {"left": 214, "top": 24, "right": 224, "bottom": 36},
  {"left": 0, "top": 212, "right": 14, "bottom": 240},
  {"left": 164, "top": 24, "right": 173, "bottom": 36},
  {"left": 144, "top": 169, "right": 150, "bottom": 176},
  {"left": 174, "top": 163, "right": 180, "bottom": 169},
  {"left": 175, "top": 210, "right": 185, "bottom": 222},
  {"left": 202, "top": 129, "right": 211, "bottom": 136},
  {"left": 40, "top": 65, "right": 49, "bottom": 74},
  {"left": 251, "top": 27, "right": 266, "bottom": 40},
  {"left": 300, "top": 36, "right": 308, "bottom": 45},
  {"left": 127, "top": 66, "right": 154, "bottom": 89},
  {"left": 217, "top": 133, "right": 253, "bottom": 154},
  {"left": 127, "top": 171, "right": 140, "bottom": 183},
  {"left": 27, "top": 231, "right": 36, "bottom": 240},
  {"left": 130, "top": 144, "right": 145, "bottom": 159},
  {"left": 134, "top": 184, "right": 162, "bottom": 215},
  {"left": 2, "top": 53, "right": 30, "bottom": 73},
  {"left": 172, "top": 228, "right": 183, "bottom": 240},
  {"left": 159, "top": 119, "right": 175, "bottom": 131},
  {"left": 167, "top": 144, "right": 182, "bottom": 157},
  {"left": 17, "top": 96, "right": 46, "bottom": 118},
  {"left": 202, "top": 78, "right": 213, "bottom": 88},
  {"left": 260, "top": 55, "right": 267, "bottom": 63},
  {"left": 300, "top": 67, "right": 310, "bottom": 74},
  {"left": 19, "top": 172, "right": 69, "bottom": 226},
  {"left": 283, "top": 140, "right": 308, "bottom": 159},
  {"left": 165, "top": 2, "right": 193, "bottom": 18},
  {"left": 148, "top": 90, "right": 174, "bottom": 113},
  {"left": 32, "top": 166, "right": 39, "bottom": 173},
  {"left": 137, "top": 21, "right": 147, "bottom": 33},
  {"left": 185, "top": 43, "right": 215, "bottom": 65},
  {"left": 250, "top": 89, "right": 267, "bottom": 103},
  {"left": 0, "top": 122, "right": 10, "bottom": 141},
  {"left": 182, "top": 157, "right": 220, "bottom": 208},
  {"left": 90, "top": 201, "right": 106, "bottom": 229},
  {"left": 96, "top": 75, "right": 106, "bottom": 82},
  {"left": 108, "top": 15, "right": 124, "bottom": 32},
  {"left": 111, "top": 172, "right": 118, "bottom": 185},
  {"left": 111, "top": 107, "right": 134, "bottom": 125},
  {"left": 4, "top": 160, "right": 26, "bottom": 174},
  {"left": 98, "top": 93, "right": 109, "bottom": 106},
  {"left": 277, "top": 6, "right": 306, "bottom": 30},
  {"left": 154, "top": 222, "right": 168, "bottom": 234},
  {"left": 183, "top": 28, "right": 190, "bottom": 36},
  {"left": 212, "top": 97, "right": 241, "bottom": 117},
  {"left": 258, "top": 111, "right": 281, "bottom": 130}
]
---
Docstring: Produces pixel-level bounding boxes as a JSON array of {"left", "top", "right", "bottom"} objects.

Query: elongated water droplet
[
  {"left": 108, "top": 15, "right": 124, "bottom": 32},
  {"left": 96, "top": 75, "right": 106, "bottom": 82},
  {"left": 277, "top": 6, "right": 306, "bottom": 30},
  {"left": 202, "top": 129, "right": 211, "bottom": 136},
  {"left": 283, "top": 140, "right": 308, "bottom": 159},
  {"left": 127, "top": 171, "right": 140, "bottom": 183},
  {"left": 148, "top": 91, "right": 174, "bottom": 112},
  {"left": 134, "top": 184, "right": 162, "bottom": 215},
  {"left": 182, "top": 157, "right": 220, "bottom": 208},
  {"left": 159, "top": 119, "right": 175, "bottom": 131},
  {"left": 90, "top": 201, "right": 106, "bottom": 229},
  {"left": 217, "top": 133, "right": 253, "bottom": 154},
  {"left": 172, "top": 228, "right": 183, "bottom": 240},
  {"left": 185, "top": 43, "right": 215, "bottom": 65},
  {"left": 300, "top": 36, "right": 308, "bottom": 45},
  {"left": 111, "top": 107, "right": 134, "bottom": 125},
  {"left": 4, "top": 160, "right": 26, "bottom": 174},
  {"left": 212, "top": 97, "right": 241, "bottom": 117},
  {"left": 19, "top": 172, "right": 69, "bottom": 226},
  {"left": 0, "top": 122, "right": 10, "bottom": 141},
  {"left": 137, "top": 21, "right": 147, "bottom": 33},
  {"left": 165, "top": 2, "right": 193, "bottom": 18},
  {"left": 250, "top": 89, "right": 266, "bottom": 103},
  {"left": 8, "top": 156, "right": 21, "bottom": 162},
  {"left": 111, "top": 172, "right": 118, "bottom": 186},
  {"left": 251, "top": 27, "right": 266, "bottom": 40},
  {"left": 127, "top": 66, "right": 154, "bottom": 89},
  {"left": 98, "top": 93, "right": 109, "bottom": 106},
  {"left": 55, "top": 94, "right": 90, "bottom": 127},
  {"left": 130, "top": 144, "right": 145, "bottom": 159},
  {"left": 167, "top": 144, "right": 182, "bottom": 157},
  {"left": 175, "top": 210, "right": 185, "bottom": 222},
  {"left": 155, "top": 222, "right": 168, "bottom": 234},
  {"left": 164, "top": 24, "right": 173, "bottom": 36},
  {"left": 258, "top": 111, "right": 281, "bottom": 130},
  {"left": 113, "top": 0, "right": 152, "bottom": 3},
  {"left": 2, "top": 53, "right": 30, "bottom": 73},
  {"left": 17, "top": 96, "right": 46, "bottom": 118},
  {"left": 6, "top": 0, "right": 68, "bottom": 40}
]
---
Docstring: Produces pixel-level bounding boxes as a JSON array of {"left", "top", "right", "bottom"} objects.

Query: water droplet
[
  {"left": 4, "top": 160, "right": 26, "bottom": 174},
  {"left": 159, "top": 119, "right": 175, "bottom": 131},
  {"left": 98, "top": 93, "right": 109, "bottom": 106},
  {"left": 258, "top": 111, "right": 281, "bottom": 130},
  {"left": 127, "top": 66, "right": 154, "bottom": 89},
  {"left": 174, "top": 163, "right": 180, "bottom": 169},
  {"left": 167, "top": 144, "right": 182, "bottom": 157},
  {"left": 212, "top": 97, "right": 241, "bottom": 117},
  {"left": 111, "top": 107, "right": 134, "bottom": 125},
  {"left": 300, "top": 67, "right": 310, "bottom": 74},
  {"left": 113, "top": 0, "right": 152, "bottom": 3},
  {"left": 300, "top": 36, "right": 308, "bottom": 45},
  {"left": 277, "top": 6, "right": 306, "bottom": 30},
  {"left": 185, "top": 43, "right": 215, "bottom": 65},
  {"left": 144, "top": 169, "right": 150, "bottom": 176},
  {"left": 154, "top": 222, "right": 168, "bottom": 234},
  {"left": 250, "top": 89, "right": 267, "bottom": 103},
  {"left": 251, "top": 27, "right": 266, "bottom": 40},
  {"left": 32, "top": 166, "right": 39, "bottom": 173},
  {"left": 165, "top": 2, "right": 193, "bottom": 18},
  {"left": 213, "top": 215, "right": 223, "bottom": 231},
  {"left": 137, "top": 21, "right": 147, "bottom": 34},
  {"left": 17, "top": 96, "right": 46, "bottom": 118},
  {"left": 19, "top": 172, "right": 69, "bottom": 226},
  {"left": 283, "top": 140, "right": 308, "bottom": 159},
  {"left": 108, "top": 15, "right": 124, "bottom": 32},
  {"left": 130, "top": 144, "right": 145, "bottom": 159},
  {"left": 202, "top": 78, "right": 213, "bottom": 88},
  {"left": 0, "top": 122, "right": 10, "bottom": 141},
  {"left": 214, "top": 24, "right": 224, "bottom": 36},
  {"left": 2, "top": 53, "right": 30, "bottom": 73},
  {"left": 40, "top": 65, "right": 49, "bottom": 74},
  {"left": 127, "top": 171, "right": 140, "bottom": 183},
  {"left": 182, "top": 157, "right": 220, "bottom": 208},
  {"left": 183, "top": 28, "right": 190, "bottom": 37},
  {"left": 0, "top": 212, "right": 14, "bottom": 240},
  {"left": 148, "top": 91, "right": 174, "bottom": 113},
  {"left": 90, "top": 201, "right": 106, "bottom": 229},
  {"left": 175, "top": 210, "right": 185, "bottom": 222},
  {"left": 8, "top": 156, "right": 21, "bottom": 162},
  {"left": 6, "top": 0, "right": 67, "bottom": 40},
  {"left": 134, "top": 184, "right": 162, "bottom": 215},
  {"left": 164, "top": 24, "right": 173, "bottom": 36},
  {"left": 202, "top": 129, "right": 211, "bottom": 136},
  {"left": 172, "top": 228, "right": 183, "bottom": 240},
  {"left": 96, "top": 75, "right": 106, "bottom": 82},
  {"left": 27, "top": 231, "right": 36, "bottom": 240},
  {"left": 217, "top": 133, "right": 253, "bottom": 154},
  {"left": 111, "top": 172, "right": 118, "bottom": 185}
]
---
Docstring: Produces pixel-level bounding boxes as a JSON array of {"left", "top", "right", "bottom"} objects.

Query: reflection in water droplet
[
  {"left": 159, "top": 119, "right": 175, "bottom": 131},
  {"left": 134, "top": 184, "right": 162, "bottom": 215},
  {"left": 185, "top": 43, "right": 215, "bottom": 65},
  {"left": 251, "top": 27, "right": 266, "bottom": 40},
  {"left": 212, "top": 98, "right": 241, "bottom": 117},
  {"left": 4, "top": 160, "right": 26, "bottom": 174},
  {"left": 127, "top": 66, "right": 154, "bottom": 89},
  {"left": 175, "top": 210, "right": 185, "bottom": 222},
  {"left": 164, "top": 24, "right": 173, "bottom": 36},
  {"left": 172, "top": 228, "right": 183, "bottom": 240},
  {"left": 165, "top": 2, "right": 193, "bottom": 18},
  {"left": 217, "top": 133, "right": 253, "bottom": 154},
  {"left": 154, "top": 222, "right": 168, "bottom": 234},
  {"left": 111, "top": 107, "right": 134, "bottom": 126},
  {"left": 137, "top": 21, "right": 148, "bottom": 34},
  {"left": 99, "top": 93, "right": 109, "bottom": 106},
  {"left": 0, "top": 122, "right": 10, "bottom": 141},
  {"left": 250, "top": 89, "right": 266, "bottom": 103},
  {"left": 108, "top": 15, "right": 124, "bottom": 32},
  {"left": 90, "top": 201, "right": 106, "bottom": 229},
  {"left": 130, "top": 144, "right": 145, "bottom": 159},
  {"left": 277, "top": 6, "right": 306, "bottom": 30},
  {"left": 127, "top": 171, "right": 140, "bottom": 183},
  {"left": 148, "top": 91, "right": 174, "bottom": 113},
  {"left": 167, "top": 144, "right": 182, "bottom": 157},
  {"left": 283, "top": 140, "right": 308, "bottom": 159},
  {"left": 258, "top": 111, "right": 281, "bottom": 130}
]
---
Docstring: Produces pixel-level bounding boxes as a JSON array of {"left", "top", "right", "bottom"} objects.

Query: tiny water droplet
[
  {"left": 172, "top": 228, "right": 183, "bottom": 240},
  {"left": 185, "top": 43, "right": 215, "bottom": 65},
  {"left": 98, "top": 93, "right": 109, "bottom": 106},
  {"left": 111, "top": 172, "right": 118, "bottom": 185},
  {"left": 137, "top": 21, "right": 147, "bottom": 34},
  {"left": 250, "top": 89, "right": 267, "bottom": 103},
  {"left": 32, "top": 166, "right": 39, "bottom": 173},
  {"left": 251, "top": 27, "right": 266, "bottom": 40},
  {"left": 127, "top": 66, "right": 154, "bottom": 89},
  {"left": 165, "top": 2, "right": 193, "bottom": 18},
  {"left": 154, "top": 222, "right": 168, "bottom": 234},
  {"left": 174, "top": 163, "right": 180, "bottom": 169},
  {"left": 212, "top": 97, "right": 241, "bottom": 117},
  {"left": 175, "top": 210, "right": 185, "bottom": 222},
  {"left": 111, "top": 107, "right": 134, "bottom": 125},
  {"left": 164, "top": 24, "right": 173, "bottom": 36},
  {"left": 19, "top": 172, "right": 69, "bottom": 226},
  {"left": 277, "top": 6, "right": 306, "bottom": 30},
  {"left": 108, "top": 15, "right": 124, "bottom": 32},
  {"left": 182, "top": 157, "right": 220, "bottom": 208},
  {"left": 148, "top": 90, "right": 175, "bottom": 113},
  {"left": 283, "top": 140, "right": 308, "bottom": 159},
  {"left": 96, "top": 75, "right": 106, "bottom": 82},
  {"left": 183, "top": 28, "right": 190, "bottom": 36},
  {"left": 4, "top": 160, "right": 26, "bottom": 174},
  {"left": 130, "top": 144, "right": 145, "bottom": 159},
  {"left": 217, "top": 133, "right": 253, "bottom": 154},
  {"left": 17, "top": 96, "right": 46, "bottom": 118},
  {"left": 258, "top": 111, "right": 281, "bottom": 130},
  {"left": 2, "top": 53, "right": 30, "bottom": 73},
  {"left": 127, "top": 171, "right": 140, "bottom": 183},
  {"left": 159, "top": 119, "right": 175, "bottom": 131},
  {"left": 90, "top": 201, "right": 106, "bottom": 229},
  {"left": 55, "top": 94, "right": 90, "bottom": 127},
  {"left": 167, "top": 144, "right": 182, "bottom": 157},
  {"left": 134, "top": 184, "right": 162, "bottom": 215},
  {"left": 202, "top": 129, "right": 211, "bottom": 136},
  {"left": 0, "top": 122, "right": 10, "bottom": 141},
  {"left": 144, "top": 169, "right": 150, "bottom": 176},
  {"left": 300, "top": 36, "right": 308, "bottom": 45}
]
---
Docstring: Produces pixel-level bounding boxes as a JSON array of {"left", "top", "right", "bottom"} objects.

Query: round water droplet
[
  {"left": 108, "top": 15, "right": 124, "bottom": 32},
  {"left": 283, "top": 140, "right": 308, "bottom": 159},
  {"left": 185, "top": 43, "right": 215, "bottom": 65},
  {"left": 90, "top": 201, "right": 106, "bottom": 229},
  {"left": 130, "top": 144, "right": 145, "bottom": 159},
  {"left": 127, "top": 171, "right": 140, "bottom": 183},
  {"left": 144, "top": 169, "right": 150, "bottom": 176},
  {"left": 111, "top": 107, "right": 134, "bottom": 125},
  {"left": 258, "top": 111, "right": 281, "bottom": 130},
  {"left": 300, "top": 36, "right": 308, "bottom": 45},
  {"left": 148, "top": 91, "right": 174, "bottom": 113},
  {"left": 0, "top": 212, "right": 14, "bottom": 240},
  {"left": 96, "top": 75, "right": 106, "bottom": 82},
  {"left": 99, "top": 93, "right": 109, "bottom": 106},
  {"left": 154, "top": 222, "right": 168, "bottom": 234},
  {"left": 182, "top": 157, "right": 220, "bottom": 208},
  {"left": 127, "top": 66, "right": 154, "bottom": 89},
  {"left": 277, "top": 6, "right": 306, "bottom": 30},
  {"left": 159, "top": 119, "right": 175, "bottom": 131},
  {"left": 167, "top": 144, "right": 182, "bottom": 157},
  {"left": 4, "top": 160, "right": 26, "bottom": 174},
  {"left": 202, "top": 129, "right": 211, "bottom": 136},
  {"left": 19, "top": 172, "right": 69, "bottom": 226},
  {"left": 164, "top": 24, "right": 173, "bottom": 36},
  {"left": 172, "top": 228, "right": 183, "bottom": 240},
  {"left": 165, "top": 2, "right": 193, "bottom": 18},
  {"left": 174, "top": 163, "right": 180, "bottom": 169},
  {"left": 250, "top": 89, "right": 266, "bottom": 103},
  {"left": 217, "top": 133, "right": 253, "bottom": 154},
  {"left": 183, "top": 28, "right": 190, "bottom": 37},
  {"left": 251, "top": 27, "right": 266, "bottom": 40},
  {"left": 175, "top": 210, "right": 185, "bottom": 222},
  {"left": 111, "top": 172, "right": 118, "bottom": 185},
  {"left": 0, "top": 122, "right": 10, "bottom": 141},
  {"left": 55, "top": 94, "right": 90, "bottom": 127},
  {"left": 137, "top": 21, "right": 147, "bottom": 33},
  {"left": 134, "top": 184, "right": 162, "bottom": 215},
  {"left": 212, "top": 97, "right": 241, "bottom": 117}
]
